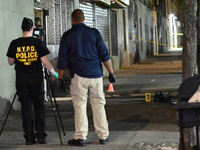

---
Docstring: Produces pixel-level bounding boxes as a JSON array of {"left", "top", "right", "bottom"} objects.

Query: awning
[
  {"left": 93, "top": 0, "right": 111, "bottom": 6},
  {"left": 93, "top": 0, "right": 129, "bottom": 8}
]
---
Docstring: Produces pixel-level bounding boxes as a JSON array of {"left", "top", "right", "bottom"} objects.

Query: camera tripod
[{"left": 0, "top": 68, "right": 65, "bottom": 145}]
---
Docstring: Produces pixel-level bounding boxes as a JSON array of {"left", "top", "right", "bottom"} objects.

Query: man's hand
[
  {"left": 108, "top": 73, "right": 116, "bottom": 83},
  {"left": 59, "top": 78, "right": 70, "bottom": 92},
  {"left": 59, "top": 78, "right": 65, "bottom": 88}
]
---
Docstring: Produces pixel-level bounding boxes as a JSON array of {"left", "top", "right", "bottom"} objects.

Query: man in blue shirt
[{"left": 57, "top": 9, "right": 116, "bottom": 146}]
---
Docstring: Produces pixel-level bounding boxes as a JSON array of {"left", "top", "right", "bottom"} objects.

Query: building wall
[
  {"left": 128, "top": 0, "right": 154, "bottom": 63},
  {"left": 47, "top": 0, "right": 73, "bottom": 68},
  {"left": 165, "top": 0, "right": 181, "bottom": 51},
  {"left": 156, "top": 0, "right": 167, "bottom": 53},
  {"left": 0, "top": 0, "right": 34, "bottom": 116},
  {"left": 152, "top": 9, "right": 159, "bottom": 54},
  {"left": 128, "top": 0, "right": 139, "bottom": 64},
  {"left": 34, "top": 0, "right": 74, "bottom": 82},
  {"left": 116, "top": 9, "right": 125, "bottom": 69},
  {"left": 137, "top": 0, "right": 154, "bottom": 61},
  {"left": 122, "top": 9, "right": 130, "bottom": 67}
]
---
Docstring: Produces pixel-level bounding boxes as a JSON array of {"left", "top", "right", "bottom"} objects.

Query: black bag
[{"left": 153, "top": 91, "right": 172, "bottom": 103}]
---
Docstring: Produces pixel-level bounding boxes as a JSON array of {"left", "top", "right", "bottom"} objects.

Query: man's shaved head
[{"left": 71, "top": 9, "right": 85, "bottom": 23}]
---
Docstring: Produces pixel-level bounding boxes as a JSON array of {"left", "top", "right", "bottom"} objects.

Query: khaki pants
[{"left": 70, "top": 74, "right": 109, "bottom": 140}]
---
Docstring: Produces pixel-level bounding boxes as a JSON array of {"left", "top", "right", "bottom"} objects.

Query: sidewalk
[
  {"left": 0, "top": 131, "right": 179, "bottom": 150},
  {"left": 0, "top": 55, "right": 182, "bottom": 150}
]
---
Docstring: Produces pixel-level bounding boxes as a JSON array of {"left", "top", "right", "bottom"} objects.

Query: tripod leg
[
  {"left": 0, "top": 92, "right": 17, "bottom": 136},
  {"left": 46, "top": 77, "right": 63, "bottom": 145},
  {"left": 49, "top": 95, "right": 63, "bottom": 145},
  {"left": 53, "top": 97, "right": 66, "bottom": 136},
  {"left": 48, "top": 83, "right": 66, "bottom": 136},
  {"left": 44, "top": 69, "right": 66, "bottom": 136}
]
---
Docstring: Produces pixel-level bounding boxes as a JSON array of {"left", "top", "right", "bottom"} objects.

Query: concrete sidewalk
[
  {"left": 0, "top": 131, "right": 179, "bottom": 150},
  {"left": 0, "top": 55, "right": 182, "bottom": 150}
]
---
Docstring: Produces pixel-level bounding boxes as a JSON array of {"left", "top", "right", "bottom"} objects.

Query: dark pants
[{"left": 16, "top": 71, "right": 47, "bottom": 141}]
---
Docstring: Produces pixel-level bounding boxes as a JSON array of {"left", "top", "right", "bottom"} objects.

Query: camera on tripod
[
  {"left": 33, "top": 17, "right": 45, "bottom": 39},
  {"left": 33, "top": 26, "right": 45, "bottom": 37}
]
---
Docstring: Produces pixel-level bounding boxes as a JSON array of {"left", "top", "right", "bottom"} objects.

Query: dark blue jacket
[{"left": 57, "top": 23, "right": 110, "bottom": 78}]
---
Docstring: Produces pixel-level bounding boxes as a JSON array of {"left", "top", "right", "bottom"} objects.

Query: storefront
[{"left": 79, "top": 1, "right": 110, "bottom": 51}]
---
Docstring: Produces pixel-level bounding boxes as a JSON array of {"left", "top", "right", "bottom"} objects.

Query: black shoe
[
  {"left": 26, "top": 139, "right": 36, "bottom": 145},
  {"left": 35, "top": 132, "right": 47, "bottom": 144},
  {"left": 99, "top": 138, "right": 108, "bottom": 144},
  {"left": 37, "top": 138, "right": 46, "bottom": 144},
  {"left": 68, "top": 139, "right": 86, "bottom": 146}
]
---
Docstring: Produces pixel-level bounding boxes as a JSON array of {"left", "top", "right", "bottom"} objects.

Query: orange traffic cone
[{"left": 107, "top": 83, "right": 115, "bottom": 92}]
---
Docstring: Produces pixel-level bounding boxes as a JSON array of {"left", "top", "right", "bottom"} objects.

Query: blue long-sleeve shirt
[{"left": 57, "top": 23, "right": 110, "bottom": 78}]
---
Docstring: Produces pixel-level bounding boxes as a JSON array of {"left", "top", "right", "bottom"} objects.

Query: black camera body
[
  {"left": 33, "top": 26, "right": 46, "bottom": 42},
  {"left": 33, "top": 26, "right": 45, "bottom": 37}
]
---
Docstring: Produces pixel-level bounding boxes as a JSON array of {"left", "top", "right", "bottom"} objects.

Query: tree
[
  {"left": 174, "top": 0, "right": 198, "bottom": 80},
  {"left": 174, "top": 0, "right": 197, "bottom": 150},
  {"left": 197, "top": 0, "right": 200, "bottom": 73},
  {"left": 181, "top": 0, "right": 197, "bottom": 80}
]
